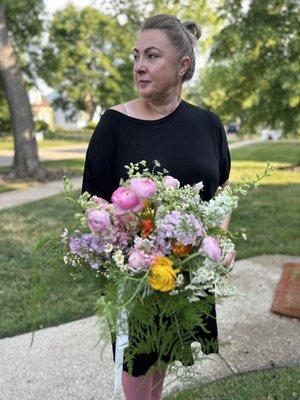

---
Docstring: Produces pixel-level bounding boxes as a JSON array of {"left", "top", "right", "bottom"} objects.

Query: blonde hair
[{"left": 140, "top": 14, "right": 202, "bottom": 82}]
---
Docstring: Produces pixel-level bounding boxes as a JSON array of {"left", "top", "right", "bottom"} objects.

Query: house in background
[
  {"left": 29, "top": 88, "right": 55, "bottom": 130},
  {"left": 29, "top": 88, "right": 101, "bottom": 131},
  {"left": 45, "top": 91, "right": 90, "bottom": 131}
]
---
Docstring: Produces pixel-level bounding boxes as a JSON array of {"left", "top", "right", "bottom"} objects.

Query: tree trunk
[{"left": 0, "top": 5, "right": 45, "bottom": 180}]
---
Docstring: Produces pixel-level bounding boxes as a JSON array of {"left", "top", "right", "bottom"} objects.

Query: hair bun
[{"left": 182, "top": 21, "right": 202, "bottom": 40}]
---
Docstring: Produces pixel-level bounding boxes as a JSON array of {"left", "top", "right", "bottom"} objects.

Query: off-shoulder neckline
[{"left": 105, "top": 99, "right": 186, "bottom": 125}]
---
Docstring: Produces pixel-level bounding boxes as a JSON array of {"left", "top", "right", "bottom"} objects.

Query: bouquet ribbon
[{"left": 113, "top": 307, "right": 129, "bottom": 399}]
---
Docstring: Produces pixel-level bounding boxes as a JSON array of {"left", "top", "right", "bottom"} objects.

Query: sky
[
  {"left": 44, "top": 0, "right": 98, "bottom": 15},
  {"left": 44, "top": 0, "right": 251, "bottom": 15}
]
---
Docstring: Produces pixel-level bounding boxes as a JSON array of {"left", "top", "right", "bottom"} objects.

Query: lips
[{"left": 137, "top": 79, "right": 150, "bottom": 84}]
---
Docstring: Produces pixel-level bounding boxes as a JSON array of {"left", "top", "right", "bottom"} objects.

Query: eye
[
  {"left": 148, "top": 54, "right": 158, "bottom": 59},
  {"left": 132, "top": 54, "right": 139, "bottom": 62}
]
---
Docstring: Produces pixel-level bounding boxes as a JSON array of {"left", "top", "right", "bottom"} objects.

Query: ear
[{"left": 178, "top": 56, "right": 191, "bottom": 77}]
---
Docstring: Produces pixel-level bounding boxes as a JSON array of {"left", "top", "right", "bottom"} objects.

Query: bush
[
  {"left": 86, "top": 121, "right": 97, "bottom": 130},
  {"left": 0, "top": 118, "right": 12, "bottom": 136},
  {"left": 35, "top": 120, "right": 49, "bottom": 132}
]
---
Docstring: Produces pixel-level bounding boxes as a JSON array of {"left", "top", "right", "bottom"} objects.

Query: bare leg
[
  {"left": 122, "top": 370, "right": 153, "bottom": 400},
  {"left": 150, "top": 366, "right": 167, "bottom": 400}
]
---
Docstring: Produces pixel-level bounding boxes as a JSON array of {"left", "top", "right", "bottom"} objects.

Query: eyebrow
[{"left": 132, "top": 46, "right": 163, "bottom": 53}]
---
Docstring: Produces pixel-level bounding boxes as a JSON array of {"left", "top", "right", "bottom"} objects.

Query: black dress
[{"left": 82, "top": 99, "right": 231, "bottom": 376}]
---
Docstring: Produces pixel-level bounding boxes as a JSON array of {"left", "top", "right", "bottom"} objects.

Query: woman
[{"left": 82, "top": 14, "right": 231, "bottom": 400}]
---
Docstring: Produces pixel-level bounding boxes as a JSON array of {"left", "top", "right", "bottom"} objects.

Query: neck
[
  {"left": 142, "top": 87, "right": 181, "bottom": 116},
  {"left": 144, "top": 96, "right": 181, "bottom": 116}
]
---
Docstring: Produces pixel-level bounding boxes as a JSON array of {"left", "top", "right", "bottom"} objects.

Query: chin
[{"left": 138, "top": 90, "right": 154, "bottom": 99}]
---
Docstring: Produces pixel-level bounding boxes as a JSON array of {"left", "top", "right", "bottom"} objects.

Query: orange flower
[
  {"left": 172, "top": 242, "right": 193, "bottom": 257},
  {"left": 140, "top": 219, "right": 154, "bottom": 238},
  {"left": 148, "top": 256, "right": 179, "bottom": 292}
]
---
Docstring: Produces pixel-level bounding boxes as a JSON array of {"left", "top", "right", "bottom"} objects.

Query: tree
[
  {"left": 40, "top": 5, "right": 137, "bottom": 120},
  {"left": 200, "top": 0, "right": 300, "bottom": 135},
  {"left": 0, "top": 3, "right": 45, "bottom": 179}
]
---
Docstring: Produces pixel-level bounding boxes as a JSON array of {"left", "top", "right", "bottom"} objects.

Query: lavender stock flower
[{"left": 156, "top": 211, "right": 205, "bottom": 246}]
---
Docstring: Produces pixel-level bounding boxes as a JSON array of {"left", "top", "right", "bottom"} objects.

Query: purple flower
[
  {"left": 165, "top": 175, "right": 180, "bottom": 189},
  {"left": 87, "top": 209, "right": 111, "bottom": 232},
  {"left": 129, "top": 178, "right": 157, "bottom": 199},
  {"left": 202, "top": 236, "right": 222, "bottom": 262},
  {"left": 69, "top": 237, "right": 82, "bottom": 254},
  {"left": 156, "top": 211, "right": 204, "bottom": 246},
  {"left": 111, "top": 187, "right": 144, "bottom": 213}
]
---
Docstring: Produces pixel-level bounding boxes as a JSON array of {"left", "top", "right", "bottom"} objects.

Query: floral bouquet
[{"left": 38, "top": 160, "right": 272, "bottom": 389}]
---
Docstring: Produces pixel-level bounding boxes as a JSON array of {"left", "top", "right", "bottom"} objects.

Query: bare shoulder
[
  {"left": 109, "top": 99, "right": 139, "bottom": 115},
  {"left": 109, "top": 103, "right": 126, "bottom": 113}
]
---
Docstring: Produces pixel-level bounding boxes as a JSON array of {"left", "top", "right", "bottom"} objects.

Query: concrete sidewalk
[
  {"left": 0, "top": 254, "right": 299, "bottom": 400},
  {"left": 0, "top": 176, "right": 83, "bottom": 211}
]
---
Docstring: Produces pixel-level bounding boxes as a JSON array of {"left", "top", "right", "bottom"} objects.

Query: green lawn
[
  {"left": 0, "top": 131, "right": 91, "bottom": 151},
  {"left": 165, "top": 366, "right": 300, "bottom": 400},
  {"left": 0, "top": 193, "right": 99, "bottom": 339}
]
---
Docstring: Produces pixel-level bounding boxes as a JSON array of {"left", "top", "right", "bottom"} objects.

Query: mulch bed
[{"left": 0, "top": 168, "right": 80, "bottom": 185}]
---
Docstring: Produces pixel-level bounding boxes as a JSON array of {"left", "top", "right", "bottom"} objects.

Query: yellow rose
[{"left": 148, "top": 256, "right": 178, "bottom": 292}]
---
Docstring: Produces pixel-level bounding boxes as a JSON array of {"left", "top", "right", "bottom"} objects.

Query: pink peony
[
  {"left": 223, "top": 251, "right": 236, "bottom": 269},
  {"left": 90, "top": 196, "right": 109, "bottom": 209},
  {"left": 202, "top": 236, "right": 222, "bottom": 262},
  {"left": 111, "top": 187, "right": 144, "bottom": 213},
  {"left": 87, "top": 209, "right": 110, "bottom": 232},
  {"left": 128, "top": 250, "right": 151, "bottom": 272},
  {"left": 129, "top": 178, "right": 157, "bottom": 199},
  {"left": 165, "top": 175, "right": 180, "bottom": 189}
]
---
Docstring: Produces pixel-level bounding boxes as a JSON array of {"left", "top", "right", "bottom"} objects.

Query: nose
[{"left": 133, "top": 58, "right": 147, "bottom": 74}]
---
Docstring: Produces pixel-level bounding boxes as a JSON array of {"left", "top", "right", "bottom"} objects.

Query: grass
[
  {"left": 165, "top": 366, "right": 300, "bottom": 400},
  {"left": 0, "top": 131, "right": 91, "bottom": 151},
  {"left": 230, "top": 140, "right": 300, "bottom": 164},
  {"left": 0, "top": 193, "right": 99, "bottom": 339}
]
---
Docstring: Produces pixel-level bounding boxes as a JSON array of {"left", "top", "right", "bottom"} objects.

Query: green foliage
[
  {"left": 1, "top": 0, "right": 45, "bottom": 81},
  {"left": 40, "top": 4, "right": 136, "bottom": 118},
  {"left": 200, "top": 0, "right": 300, "bottom": 136},
  {"left": 34, "top": 119, "right": 49, "bottom": 132}
]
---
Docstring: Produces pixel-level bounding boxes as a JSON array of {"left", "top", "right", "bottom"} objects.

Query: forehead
[{"left": 133, "top": 29, "right": 173, "bottom": 52}]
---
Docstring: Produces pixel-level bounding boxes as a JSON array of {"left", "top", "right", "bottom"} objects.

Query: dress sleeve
[
  {"left": 218, "top": 118, "right": 231, "bottom": 186},
  {"left": 82, "top": 112, "right": 117, "bottom": 201}
]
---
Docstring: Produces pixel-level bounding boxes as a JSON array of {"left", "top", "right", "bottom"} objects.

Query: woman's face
[{"left": 132, "top": 29, "right": 184, "bottom": 100}]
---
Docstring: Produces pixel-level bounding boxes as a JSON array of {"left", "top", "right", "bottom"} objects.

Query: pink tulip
[
  {"left": 87, "top": 209, "right": 110, "bottom": 232},
  {"left": 202, "top": 236, "right": 222, "bottom": 262},
  {"left": 129, "top": 178, "right": 157, "bottom": 199},
  {"left": 165, "top": 175, "right": 180, "bottom": 189},
  {"left": 111, "top": 187, "right": 144, "bottom": 212}
]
